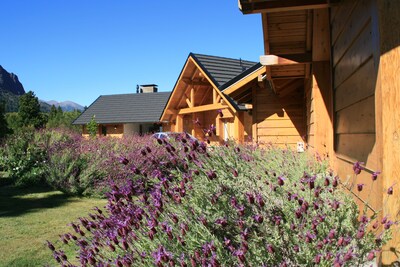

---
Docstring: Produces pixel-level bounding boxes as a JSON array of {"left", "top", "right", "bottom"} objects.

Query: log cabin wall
[
  {"left": 330, "top": 0, "right": 383, "bottom": 217},
  {"left": 331, "top": 0, "right": 379, "bottom": 171},
  {"left": 375, "top": 0, "right": 400, "bottom": 263},
  {"left": 254, "top": 84, "right": 306, "bottom": 148},
  {"left": 240, "top": 0, "right": 399, "bottom": 263},
  {"left": 331, "top": 0, "right": 400, "bottom": 262}
]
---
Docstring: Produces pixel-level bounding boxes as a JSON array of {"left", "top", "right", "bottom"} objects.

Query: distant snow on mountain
[{"left": 44, "top": 100, "right": 84, "bottom": 111}]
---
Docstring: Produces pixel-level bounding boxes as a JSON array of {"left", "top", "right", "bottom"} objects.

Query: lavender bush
[
  {"left": 48, "top": 133, "right": 395, "bottom": 266},
  {"left": 0, "top": 128, "right": 169, "bottom": 195}
]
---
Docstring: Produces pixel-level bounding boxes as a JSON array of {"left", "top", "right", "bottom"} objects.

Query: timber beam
[
  {"left": 182, "top": 78, "right": 210, "bottom": 87},
  {"left": 260, "top": 53, "right": 312, "bottom": 66},
  {"left": 178, "top": 103, "right": 228, "bottom": 115},
  {"left": 165, "top": 109, "right": 178, "bottom": 115}
]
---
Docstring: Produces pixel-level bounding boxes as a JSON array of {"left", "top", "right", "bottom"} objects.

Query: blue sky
[{"left": 1, "top": 1, "right": 263, "bottom": 106}]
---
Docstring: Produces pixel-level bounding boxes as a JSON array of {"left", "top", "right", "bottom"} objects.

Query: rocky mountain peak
[{"left": 0, "top": 65, "right": 25, "bottom": 95}]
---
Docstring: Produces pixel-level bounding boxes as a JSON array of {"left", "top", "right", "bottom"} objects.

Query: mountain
[
  {"left": 0, "top": 65, "right": 25, "bottom": 95},
  {"left": 44, "top": 100, "right": 84, "bottom": 112},
  {"left": 0, "top": 65, "right": 26, "bottom": 112},
  {"left": 0, "top": 65, "right": 83, "bottom": 113}
]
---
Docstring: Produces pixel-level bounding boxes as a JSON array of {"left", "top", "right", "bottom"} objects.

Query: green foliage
[
  {"left": 0, "top": 101, "right": 10, "bottom": 139},
  {"left": 86, "top": 116, "right": 98, "bottom": 137},
  {"left": 0, "top": 90, "right": 20, "bottom": 112},
  {"left": 18, "top": 91, "right": 47, "bottom": 128},
  {"left": 5, "top": 112, "right": 22, "bottom": 134},
  {"left": 0, "top": 130, "right": 47, "bottom": 187},
  {"left": 46, "top": 105, "right": 81, "bottom": 131}
]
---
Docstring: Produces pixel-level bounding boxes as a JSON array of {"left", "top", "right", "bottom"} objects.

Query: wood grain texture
[
  {"left": 376, "top": 0, "right": 400, "bottom": 262},
  {"left": 334, "top": 58, "right": 376, "bottom": 111}
]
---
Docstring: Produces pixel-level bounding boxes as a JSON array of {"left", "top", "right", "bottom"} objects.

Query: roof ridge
[
  {"left": 99, "top": 92, "right": 171, "bottom": 97},
  {"left": 190, "top": 52, "right": 257, "bottom": 64}
]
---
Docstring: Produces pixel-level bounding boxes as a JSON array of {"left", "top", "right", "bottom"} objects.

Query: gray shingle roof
[
  {"left": 72, "top": 92, "right": 170, "bottom": 125},
  {"left": 190, "top": 53, "right": 257, "bottom": 89},
  {"left": 189, "top": 53, "right": 259, "bottom": 111}
]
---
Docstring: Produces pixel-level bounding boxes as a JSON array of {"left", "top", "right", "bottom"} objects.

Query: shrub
[
  {"left": 48, "top": 134, "right": 395, "bottom": 266},
  {"left": 86, "top": 116, "right": 98, "bottom": 137},
  {"left": 0, "top": 129, "right": 47, "bottom": 186},
  {"left": 0, "top": 128, "right": 170, "bottom": 195}
]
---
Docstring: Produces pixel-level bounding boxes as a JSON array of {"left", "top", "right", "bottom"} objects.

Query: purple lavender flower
[
  {"left": 245, "top": 192, "right": 255, "bottom": 204},
  {"left": 266, "top": 244, "right": 275, "bottom": 253},
  {"left": 357, "top": 183, "right": 365, "bottom": 192},
  {"left": 353, "top": 161, "right": 364, "bottom": 175},
  {"left": 119, "top": 157, "right": 129, "bottom": 165},
  {"left": 215, "top": 218, "right": 228, "bottom": 227},
  {"left": 277, "top": 176, "right": 285, "bottom": 186},
  {"left": 387, "top": 185, "right": 394, "bottom": 195},
  {"left": 253, "top": 214, "right": 264, "bottom": 224},
  {"left": 372, "top": 171, "right": 380, "bottom": 181},
  {"left": 305, "top": 231, "right": 316, "bottom": 243}
]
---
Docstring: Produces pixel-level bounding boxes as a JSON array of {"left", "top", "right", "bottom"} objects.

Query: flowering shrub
[
  {"left": 0, "top": 129, "right": 169, "bottom": 195},
  {"left": 0, "top": 129, "right": 47, "bottom": 186},
  {"left": 48, "top": 134, "right": 395, "bottom": 266}
]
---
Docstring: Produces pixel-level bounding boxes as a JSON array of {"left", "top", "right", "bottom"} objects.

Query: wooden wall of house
[
  {"left": 375, "top": 0, "right": 400, "bottom": 263},
  {"left": 330, "top": 0, "right": 383, "bottom": 216},
  {"left": 82, "top": 124, "right": 124, "bottom": 137},
  {"left": 331, "top": 1, "right": 400, "bottom": 262},
  {"left": 254, "top": 85, "right": 306, "bottom": 148},
  {"left": 331, "top": 0, "right": 379, "bottom": 171}
]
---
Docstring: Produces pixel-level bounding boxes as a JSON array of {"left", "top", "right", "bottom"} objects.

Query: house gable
[{"left": 161, "top": 53, "right": 257, "bottom": 142}]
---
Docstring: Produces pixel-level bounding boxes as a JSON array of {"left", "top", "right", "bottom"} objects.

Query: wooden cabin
[
  {"left": 73, "top": 86, "right": 170, "bottom": 137},
  {"left": 237, "top": 0, "right": 400, "bottom": 264},
  {"left": 160, "top": 53, "right": 256, "bottom": 144}
]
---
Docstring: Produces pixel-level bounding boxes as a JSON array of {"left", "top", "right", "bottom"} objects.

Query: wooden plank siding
[
  {"left": 254, "top": 85, "right": 306, "bottom": 147},
  {"left": 243, "top": 0, "right": 399, "bottom": 263},
  {"left": 331, "top": 0, "right": 379, "bottom": 171},
  {"left": 331, "top": 2, "right": 387, "bottom": 259},
  {"left": 267, "top": 10, "right": 308, "bottom": 55}
]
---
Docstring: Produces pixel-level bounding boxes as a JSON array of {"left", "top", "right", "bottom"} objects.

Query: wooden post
[
  {"left": 311, "top": 8, "right": 334, "bottom": 163},
  {"left": 234, "top": 112, "right": 245, "bottom": 143},
  {"left": 190, "top": 88, "right": 195, "bottom": 107},
  {"left": 216, "top": 114, "right": 221, "bottom": 137},
  {"left": 192, "top": 113, "right": 196, "bottom": 137},
  {"left": 252, "top": 87, "right": 258, "bottom": 143},
  {"left": 176, "top": 115, "right": 183, "bottom": 132}
]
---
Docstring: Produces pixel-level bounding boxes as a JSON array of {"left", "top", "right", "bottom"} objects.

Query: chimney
[{"left": 138, "top": 84, "right": 158, "bottom": 93}]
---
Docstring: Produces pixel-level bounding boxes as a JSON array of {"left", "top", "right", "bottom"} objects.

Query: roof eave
[{"left": 238, "top": 0, "right": 339, "bottom": 14}]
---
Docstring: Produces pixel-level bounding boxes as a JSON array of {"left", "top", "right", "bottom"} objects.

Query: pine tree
[
  {"left": 86, "top": 116, "right": 98, "bottom": 137},
  {"left": 18, "top": 91, "right": 45, "bottom": 128}
]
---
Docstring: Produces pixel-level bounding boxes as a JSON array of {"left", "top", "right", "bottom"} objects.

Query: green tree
[
  {"left": 0, "top": 101, "right": 10, "bottom": 139},
  {"left": 46, "top": 108, "right": 81, "bottom": 132},
  {"left": 5, "top": 112, "right": 22, "bottom": 133},
  {"left": 86, "top": 116, "right": 98, "bottom": 137},
  {"left": 49, "top": 105, "right": 57, "bottom": 120},
  {"left": 19, "top": 91, "right": 46, "bottom": 128}
]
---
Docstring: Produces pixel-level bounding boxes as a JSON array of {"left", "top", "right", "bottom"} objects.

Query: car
[{"left": 152, "top": 132, "right": 198, "bottom": 142}]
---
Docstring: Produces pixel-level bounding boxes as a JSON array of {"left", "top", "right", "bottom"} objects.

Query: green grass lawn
[{"left": 0, "top": 185, "right": 106, "bottom": 267}]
